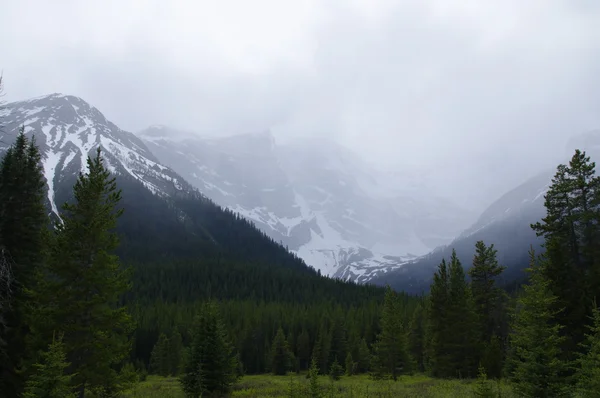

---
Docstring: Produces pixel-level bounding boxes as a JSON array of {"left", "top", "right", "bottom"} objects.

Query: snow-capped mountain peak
[{"left": 0, "top": 94, "right": 191, "bottom": 217}]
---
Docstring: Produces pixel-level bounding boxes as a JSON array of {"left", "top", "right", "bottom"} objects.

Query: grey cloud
[{"left": 1, "top": 0, "right": 600, "bottom": 211}]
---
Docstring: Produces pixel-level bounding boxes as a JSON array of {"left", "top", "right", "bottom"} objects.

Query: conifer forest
[{"left": 2, "top": 84, "right": 600, "bottom": 396}]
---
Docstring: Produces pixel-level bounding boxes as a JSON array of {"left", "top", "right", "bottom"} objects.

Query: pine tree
[
  {"left": 168, "top": 330, "right": 184, "bottom": 376},
  {"left": 371, "top": 286, "right": 411, "bottom": 381},
  {"left": 532, "top": 150, "right": 600, "bottom": 359},
  {"left": 27, "top": 148, "right": 134, "bottom": 397},
  {"left": 409, "top": 302, "right": 426, "bottom": 372},
  {"left": 427, "top": 258, "right": 451, "bottom": 377},
  {"left": 447, "top": 250, "right": 479, "bottom": 378},
  {"left": 180, "top": 302, "right": 240, "bottom": 397},
  {"left": 308, "top": 358, "right": 321, "bottom": 398},
  {"left": 473, "top": 364, "right": 495, "bottom": 398},
  {"left": 150, "top": 333, "right": 171, "bottom": 376},
  {"left": 271, "top": 326, "right": 292, "bottom": 375},
  {"left": 575, "top": 303, "right": 600, "bottom": 396},
  {"left": 296, "top": 328, "right": 311, "bottom": 371},
  {"left": 328, "top": 357, "right": 343, "bottom": 381},
  {"left": 344, "top": 352, "right": 355, "bottom": 376},
  {"left": 469, "top": 240, "right": 507, "bottom": 375},
  {"left": 0, "top": 130, "right": 48, "bottom": 396},
  {"left": 22, "top": 334, "right": 76, "bottom": 398},
  {"left": 356, "top": 338, "right": 371, "bottom": 374},
  {"left": 508, "top": 248, "right": 569, "bottom": 397}
]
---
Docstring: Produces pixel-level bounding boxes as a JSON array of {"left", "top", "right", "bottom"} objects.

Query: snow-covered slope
[
  {"left": 139, "top": 127, "right": 475, "bottom": 282},
  {"left": 0, "top": 94, "right": 192, "bottom": 217}
]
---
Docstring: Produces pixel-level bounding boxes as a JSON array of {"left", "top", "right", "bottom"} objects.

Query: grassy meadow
[{"left": 124, "top": 373, "right": 517, "bottom": 397}]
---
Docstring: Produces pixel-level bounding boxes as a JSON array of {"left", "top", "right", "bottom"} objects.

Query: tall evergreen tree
[
  {"left": 0, "top": 129, "right": 48, "bottom": 396},
  {"left": 532, "top": 150, "right": 600, "bottom": 359},
  {"left": 409, "top": 302, "right": 426, "bottom": 372},
  {"left": 447, "top": 249, "right": 479, "bottom": 378},
  {"left": 168, "top": 330, "right": 184, "bottom": 376},
  {"left": 296, "top": 328, "right": 311, "bottom": 371},
  {"left": 508, "top": 248, "right": 569, "bottom": 397},
  {"left": 427, "top": 258, "right": 451, "bottom": 377},
  {"left": 22, "top": 334, "right": 76, "bottom": 398},
  {"left": 270, "top": 326, "right": 292, "bottom": 375},
  {"left": 371, "top": 286, "right": 412, "bottom": 381},
  {"left": 180, "top": 302, "right": 240, "bottom": 397},
  {"left": 469, "top": 240, "right": 507, "bottom": 365},
  {"left": 27, "top": 148, "right": 133, "bottom": 397},
  {"left": 149, "top": 333, "right": 171, "bottom": 376}
]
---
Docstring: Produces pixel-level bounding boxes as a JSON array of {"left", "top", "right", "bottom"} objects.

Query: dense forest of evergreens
[{"left": 1, "top": 101, "right": 600, "bottom": 397}]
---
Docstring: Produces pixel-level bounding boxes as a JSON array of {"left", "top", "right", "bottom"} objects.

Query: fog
[{"left": 1, "top": 0, "right": 600, "bottom": 211}]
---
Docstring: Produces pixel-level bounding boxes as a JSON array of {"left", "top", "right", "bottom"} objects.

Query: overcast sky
[{"left": 2, "top": 0, "right": 600, "bottom": 210}]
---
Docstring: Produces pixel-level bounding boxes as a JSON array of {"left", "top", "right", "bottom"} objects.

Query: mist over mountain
[{"left": 139, "top": 125, "right": 475, "bottom": 281}]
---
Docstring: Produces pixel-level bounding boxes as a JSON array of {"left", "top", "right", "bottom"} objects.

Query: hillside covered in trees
[{"left": 2, "top": 107, "right": 600, "bottom": 396}]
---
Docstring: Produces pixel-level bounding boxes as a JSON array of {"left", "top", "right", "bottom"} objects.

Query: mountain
[
  {"left": 373, "top": 130, "right": 600, "bottom": 294},
  {"left": 139, "top": 126, "right": 475, "bottom": 282},
  {"left": 0, "top": 93, "right": 332, "bottom": 278}
]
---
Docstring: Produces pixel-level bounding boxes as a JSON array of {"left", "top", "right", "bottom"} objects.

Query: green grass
[{"left": 124, "top": 373, "right": 517, "bottom": 397}]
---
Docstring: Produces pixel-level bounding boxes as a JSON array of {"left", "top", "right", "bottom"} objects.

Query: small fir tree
[
  {"left": 180, "top": 302, "right": 239, "bottom": 397},
  {"left": 508, "top": 248, "right": 569, "bottom": 397},
  {"left": 150, "top": 333, "right": 171, "bottom": 376},
  {"left": 329, "top": 357, "right": 343, "bottom": 381},
  {"left": 22, "top": 334, "right": 76, "bottom": 398}
]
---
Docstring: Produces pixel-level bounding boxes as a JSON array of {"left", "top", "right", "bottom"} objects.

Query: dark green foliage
[
  {"left": 22, "top": 334, "right": 76, "bottom": 398},
  {"left": 308, "top": 358, "right": 321, "bottom": 398},
  {"left": 447, "top": 250, "right": 479, "bottom": 378},
  {"left": 168, "top": 330, "right": 184, "bottom": 376},
  {"left": 426, "top": 250, "right": 479, "bottom": 378},
  {"left": 271, "top": 326, "right": 293, "bottom": 375},
  {"left": 532, "top": 150, "right": 600, "bottom": 361},
  {"left": 473, "top": 364, "right": 495, "bottom": 398},
  {"left": 0, "top": 129, "right": 48, "bottom": 396},
  {"left": 27, "top": 148, "right": 134, "bottom": 397},
  {"left": 408, "top": 302, "right": 426, "bottom": 372},
  {"left": 575, "top": 303, "right": 600, "bottom": 396},
  {"left": 356, "top": 338, "right": 371, "bottom": 374},
  {"left": 180, "top": 302, "right": 240, "bottom": 397},
  {"left": 344, "top": 352, "right": 355, "bottom": 376},
  {"left": 149, "top": 333, "right": 171, "bottom": 376},
  {"left": 328, "top": 357, "right": 343, "bottom": 381},
  {"left": 508, "top": 248, "right": 569, "bottom": 397},
  {"left": 371, "top": 286, "right": 412, "bottom": 381},
  {"left": 469, "top": 241, "right": 507, "bottom": 376},
  {"left": 296, "top": 328, "right": 311, "bottom": 371}
]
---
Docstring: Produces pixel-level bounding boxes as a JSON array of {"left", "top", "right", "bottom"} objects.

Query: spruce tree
[
  {"left": 22, "top": 334, "right": 76, "bottom": 398},
  {"left": 469, "top": 240, "right": 507, "bottom": 375},
  {"left": 180, "top": 302, "right": 239, "bottom": 397},
  {"left": 427, "top": 258, "right": 451, "bottom": 377},
  {"left": 508, "top": 248, "right": 569, "bottom": 397},
  {"left": 371, "top": 286, "right": 411, "bottom": 381},
  {"left": 168, "top": 330, "right": 184, "bottom": 376},
  {"left": 150, "top": 333, "right": 171, "bottom": 376},
  {"left": 575, "top": 303, "right": 600, "bottom": 396},
  {"left": 28, "top": 148, "right": 133, "bottom": 397},
  {"left": 356, "top": 338, "right": 371, "bottom": 373},
  {"left": 328, "top": 357, "right": 343, "bottom": 381},
  {"left": 308, "top": 358, "right": 321, "bottom": 398},
  {"left": 296, "top": 328, "right": 311, "bottom": 371},
  {"left": 0, "top": 130, "right": 48, "bottom": 396},
  {"left": 271, "top": 326, "right": 292, "bottom": 375},
  {"left": 447, "top": 249, "right": 479, "bottom": 378},
  {"left": 532, "top": 150, "right": 600, "bottom": 359},
  {"left": 344, "top": 352, "right": 355, "bottom": 376},
  {"left": 409, "top": 302, "right": 426, "bottom": 372}
]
